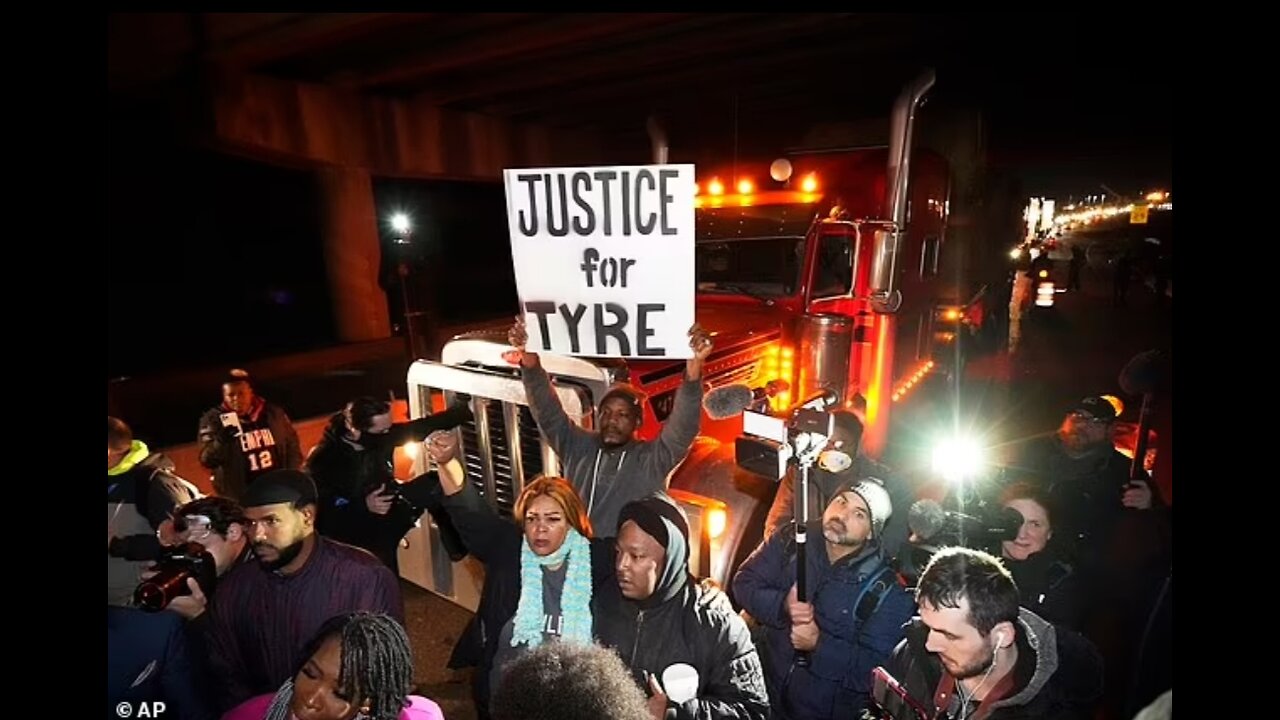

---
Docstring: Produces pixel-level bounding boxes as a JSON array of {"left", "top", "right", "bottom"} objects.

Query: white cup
[{"left": 662, "top": 663, "right": 700, "bottom": 704}]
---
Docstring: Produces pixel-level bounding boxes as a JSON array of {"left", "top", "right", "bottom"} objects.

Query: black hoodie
[{"left": 596, "top": 495, "right": 770, "bottom": 720}]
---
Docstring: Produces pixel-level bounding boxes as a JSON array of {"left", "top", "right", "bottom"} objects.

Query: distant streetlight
[
  {"left": 391, "top": 212, "right": 411, "bottom": 237},
  {"left": 388, "top": 212, "right": 420, "bottom": 358}
]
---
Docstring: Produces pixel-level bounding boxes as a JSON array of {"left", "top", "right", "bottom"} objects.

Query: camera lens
[{"left": 134, "top": 567, "right": 192, "bottom": 612}]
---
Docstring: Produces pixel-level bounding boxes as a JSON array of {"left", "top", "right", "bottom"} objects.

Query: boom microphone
[
  {"left": 704, "top": 384, "right": 756, "bottom": 420},
  {"left": 907, "top": 499, "right": 1025, "bottom": 543},
  {"left": 907, "top": 499, "right": 947, "bottom": 541},
  {"left": 703, "top": 380, "right": 790, "bottom": 420}
]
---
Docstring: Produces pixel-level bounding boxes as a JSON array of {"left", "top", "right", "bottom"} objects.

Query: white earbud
[{"left": 995, "top": 632, "right": 1006, "bottom": 649}]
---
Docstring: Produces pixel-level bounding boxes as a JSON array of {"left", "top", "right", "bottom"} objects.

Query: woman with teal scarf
[{"left": 428, "top": 431, "right": 616, "bottom": 720}]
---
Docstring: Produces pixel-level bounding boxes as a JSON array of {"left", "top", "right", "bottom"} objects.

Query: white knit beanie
[{"left": 842, "top": 478, "right": 893, "bottom": 538}]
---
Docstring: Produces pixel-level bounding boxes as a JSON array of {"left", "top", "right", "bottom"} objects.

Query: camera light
[{"left": 931, "top": 436, "right": 985, "bottom": 483}]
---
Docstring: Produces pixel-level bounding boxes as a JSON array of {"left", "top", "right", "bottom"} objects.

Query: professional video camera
[
  {"left": 134, "top": 541, "right": 217, "bottom": 612},
  {"left": 907, "top": 498, "right": 1023, "bottom": 551},
  {"left": 722, "top": 386, "right": 842, "bottom": 669},
  {"left": 732, "top": 388, "right": 843, "bottom": 482}
]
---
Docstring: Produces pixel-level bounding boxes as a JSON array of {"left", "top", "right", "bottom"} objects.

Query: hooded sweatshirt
[
  {"left": 522, "top": 363, "right": 703, "bottom": 534},
  {"left": 108, "top": 441, "right": 200, "bottom": 606},
  {"left": 886, "top": 607, "right": 1104, "bottom": 720},
  {"left": 596, "top": 495, "right": 770, "bottom": 720}
]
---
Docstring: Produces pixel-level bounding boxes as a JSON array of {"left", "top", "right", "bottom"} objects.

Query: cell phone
[
  {"left": 870, "top": 666, "right": 930, "bottom": 720},
  {"left": 219, "top": 412, "right": 243, "bottom": 436}
]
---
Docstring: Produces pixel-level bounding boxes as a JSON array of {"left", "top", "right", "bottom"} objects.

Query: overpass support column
[{"left": 316, "top": 165, "right": 391, "bottom": 342}]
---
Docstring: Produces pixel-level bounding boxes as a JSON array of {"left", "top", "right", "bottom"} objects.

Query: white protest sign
[{"left": 504, "top": 164, "right": 695, "bottom": 359}]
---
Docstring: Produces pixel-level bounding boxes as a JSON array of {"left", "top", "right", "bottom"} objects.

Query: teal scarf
[{"left": 510, "top": 527, "right": 593, "bottom": 647}]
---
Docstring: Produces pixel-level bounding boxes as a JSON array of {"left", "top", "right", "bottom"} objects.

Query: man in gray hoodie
[{"left": 506, "top": 318, "right": 712, "bottom": 533}]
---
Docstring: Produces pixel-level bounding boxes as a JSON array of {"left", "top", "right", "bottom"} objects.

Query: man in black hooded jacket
[
  {"left": 303, "top": 396, "right": 472, "bottom": 573},
  {"left": 595, "top": 494, "right": 770, "bottom": 720}
]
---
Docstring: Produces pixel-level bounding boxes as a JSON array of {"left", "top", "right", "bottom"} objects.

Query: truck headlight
[{"left": 706, "top": 507, "right": 728, "bottom": 539}]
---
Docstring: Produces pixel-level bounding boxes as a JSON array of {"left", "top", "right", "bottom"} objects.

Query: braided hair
[{"left": 298, "top": 612, "right": 414, "bottom": 720}]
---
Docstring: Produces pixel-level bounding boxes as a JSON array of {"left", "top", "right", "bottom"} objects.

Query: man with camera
[
  {"left": 109, "top": 416, "right": 201, "bottom": 607},
  {"left": 138, "top": 496, "right": 253, "bottom": 620},
  {"left": 735, "top": 479, "right": 915, "bottom": 720},
  {"left": 1015, "top": 396, "right": 1158, "bottom": 555},
  {"left": 304, "top": 395, "right": 473, "bottom": 573},
  {"left": 878, "top": 547, "right": 1102, "bottom": 720},
  {"left": 762, "top": 409, "right": 912, "bottom": 564},
  {"left": 505, "top": 317, "right": 713, "bottom": 533},
  {"left": 205, "top": 469, "right": 404, "bottom": 712},
  {"left": 131, "top": 496, "right": 253, "bottom": 713},
  {"left": 197, "top": 369, "right": 303, "bottom": 502}
]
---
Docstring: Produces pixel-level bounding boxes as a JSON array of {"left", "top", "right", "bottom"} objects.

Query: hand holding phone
[
  {"left": 870, "top": 667, "right": 930, "bottom": 720},
  {"left": 219, "top": 412, "right": 243, "bottom": 438}
]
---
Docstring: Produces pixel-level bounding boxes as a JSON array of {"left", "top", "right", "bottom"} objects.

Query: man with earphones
[
  {"left": 882, "top": 547, "right": 1103, "bottom": 720},
  {"left": 506, "top": 317, "right": 713, "bottom": 533}
]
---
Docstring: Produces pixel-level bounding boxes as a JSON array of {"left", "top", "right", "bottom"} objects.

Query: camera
[
  {"left": 734, "top": 390, "right": 841, "bottom": 481},
  {"left": 134, "top": 542, "right": 218, "bottom": 612}
]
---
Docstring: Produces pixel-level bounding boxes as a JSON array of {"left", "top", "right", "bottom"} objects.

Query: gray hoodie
[{"left": 522, "top": 362, "right": 703, "bottom": 533}]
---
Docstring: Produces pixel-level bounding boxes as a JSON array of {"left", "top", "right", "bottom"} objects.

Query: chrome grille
[{"left": 458, "top": 397, "right": 546, "bottom": 517}]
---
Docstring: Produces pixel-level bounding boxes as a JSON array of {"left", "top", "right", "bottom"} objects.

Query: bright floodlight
[
  {"left": 932, "top": 436, "right": 985, "bottom": 483},
  {"left": 391, "top": 213, "right": 411, "bottom": 234}
]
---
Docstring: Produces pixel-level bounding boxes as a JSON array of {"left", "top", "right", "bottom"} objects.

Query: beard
[
  {"left": 253, "top": 538, "right": 305, "bottom": 571},
  {"left": 1057, "top": 428, "right": 1099, "bottom": 456},
  {"left": 947, "top": 647, "right": 996, "bottom": 681},
  {"left": 822, "top": 519, "right": 864, "bottom": 548}
]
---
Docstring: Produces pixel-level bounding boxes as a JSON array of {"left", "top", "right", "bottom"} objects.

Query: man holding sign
[
  {"left": 501, "top": 163, "right": 711, "bottom": 533},
  {"left": 506, "top": 317, "right": 711, "bottom": 534}
]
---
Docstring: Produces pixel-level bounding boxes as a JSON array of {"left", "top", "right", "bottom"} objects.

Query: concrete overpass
[
  {"left": 109, "top": 13, "right": 1004, "bottom": 343},
  {"left": 108, "top": 14, "right": 1025, "bottom": 449}
]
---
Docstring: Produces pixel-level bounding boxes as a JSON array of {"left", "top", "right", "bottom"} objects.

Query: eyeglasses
[
  {"left": 1068, "top": 412, "right": 1109, "bottom": 425},
  {"left": 174, "top": 514, "right": 214, "bottom": 542}
]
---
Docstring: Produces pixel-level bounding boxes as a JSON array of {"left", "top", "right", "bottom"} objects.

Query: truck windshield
[
  {"left": 694, "top": 203, "right": 814, "bottom": 298},
  {"left": 696, "top": 236, "right": 805, "bottom": 298}
]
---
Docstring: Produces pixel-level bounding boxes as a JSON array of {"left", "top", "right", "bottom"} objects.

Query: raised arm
[{"left": 506, "top": 316, "right": 597, "bottom": 457}]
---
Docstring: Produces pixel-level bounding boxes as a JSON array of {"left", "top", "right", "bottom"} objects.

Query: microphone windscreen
[
  {"left": 908, "top": 499, "right": 946, "bottom": 541},
  {"left": 703, "top": 383, "right": 756, "bottom": 420}
]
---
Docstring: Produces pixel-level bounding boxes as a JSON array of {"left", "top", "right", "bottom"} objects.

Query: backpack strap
[{"left": 854, "top": 558, "right": 896, "bottom": 625}]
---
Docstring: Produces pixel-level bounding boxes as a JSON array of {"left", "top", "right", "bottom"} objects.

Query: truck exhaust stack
[{"left": 870, "top": 69, "right": 936, "bottom": 313}]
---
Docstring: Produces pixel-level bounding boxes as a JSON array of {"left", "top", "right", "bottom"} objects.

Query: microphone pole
[
  {"left": 795, "top": 452, "right": 812, "bottom": 668},
  {"left": 1130, "top": 392, "right": 1155, "bottom": 482}
]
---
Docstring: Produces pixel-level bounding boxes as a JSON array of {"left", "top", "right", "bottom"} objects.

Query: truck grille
[{"left": 458, "top": 398, "right": 545, "bottom": 516}]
